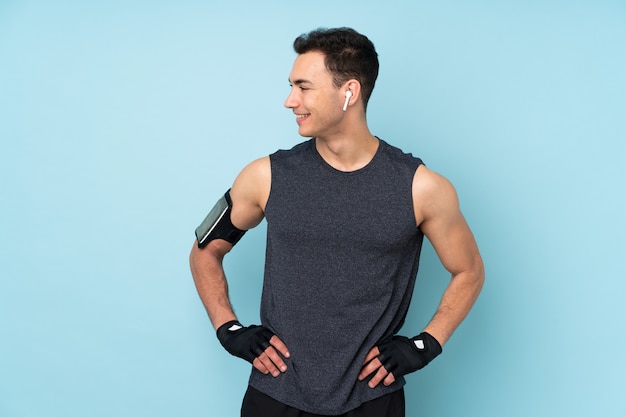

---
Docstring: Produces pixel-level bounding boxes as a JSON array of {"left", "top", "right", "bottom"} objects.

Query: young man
[{"left": 190, "top": 27, "right": 484, "bottom": 417}]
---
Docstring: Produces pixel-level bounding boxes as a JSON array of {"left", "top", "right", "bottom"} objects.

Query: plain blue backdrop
[{"left": 1, "top": 1, "right": 625, "bottom": 416}]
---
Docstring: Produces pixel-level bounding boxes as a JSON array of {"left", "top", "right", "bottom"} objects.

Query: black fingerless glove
[
  {"left": 216, "top": 320, "right": 275, "bottom": 364},
  {"left": 377, "top": 332, "right": 442, "bottom": 378}
]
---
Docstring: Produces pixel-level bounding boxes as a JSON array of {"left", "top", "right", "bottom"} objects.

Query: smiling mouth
[{"left": 295, "top": 114, "right": 310, "bottom": 125}]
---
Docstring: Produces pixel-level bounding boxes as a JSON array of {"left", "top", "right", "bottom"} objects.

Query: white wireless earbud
[{"left": 343, "top": 90, "right": 353, "bottom": 111}]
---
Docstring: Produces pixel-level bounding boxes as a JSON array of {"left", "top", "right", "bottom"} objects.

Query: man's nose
[{"left": 284, "top": 89, "right": 298, "bottom": 108}]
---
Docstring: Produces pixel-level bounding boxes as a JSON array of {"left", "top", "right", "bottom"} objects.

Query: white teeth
[{"left": 296, "top": 114, "right": 309, "bottom": 118}]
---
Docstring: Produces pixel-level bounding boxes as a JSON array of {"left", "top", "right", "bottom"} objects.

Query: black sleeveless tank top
[{"left": 249, "top": 138, "right": 424, "bottom": 414}]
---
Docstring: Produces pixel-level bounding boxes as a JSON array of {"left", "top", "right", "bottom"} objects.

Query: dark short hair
[{"left": 293, "top": 27, "right": 379, "bottom": 109}]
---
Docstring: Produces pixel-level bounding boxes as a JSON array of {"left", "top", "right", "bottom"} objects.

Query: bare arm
[
  {"left": 414, "top": 165, "right": 484, "bottom": 346},
  {"left": 190, "top": 238, "right": 238, "bottom": 330},
  {"left": 189, "top": 156, "right": 269, "bottom": 329},
  {"left": 189, "top": 157, "right": 290, "bottom": 376}
]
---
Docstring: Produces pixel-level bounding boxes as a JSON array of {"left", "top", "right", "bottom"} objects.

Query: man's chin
[{"left": 297, "top": 128, "right": 314, "bottom": 138}]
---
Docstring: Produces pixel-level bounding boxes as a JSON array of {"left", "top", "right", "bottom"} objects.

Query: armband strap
[{"left": 195, "top": 189, "right": 246, "bottom": 248}]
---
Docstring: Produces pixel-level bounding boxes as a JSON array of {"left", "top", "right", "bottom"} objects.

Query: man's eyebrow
[{"left": 289, "top": 78, "right": 312, "bottom": 86}]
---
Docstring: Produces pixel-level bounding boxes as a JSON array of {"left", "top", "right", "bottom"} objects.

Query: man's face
[{"left": 285, "top": 51, "right": 345, "bottom": 139}]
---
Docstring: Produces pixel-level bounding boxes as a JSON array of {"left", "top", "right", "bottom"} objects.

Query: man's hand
[
  {"left": 358, "top": 332, "right": 442, "bottom": 388},
  {"left": 216, "top": 320, "right": 290, "bottom": 377}
]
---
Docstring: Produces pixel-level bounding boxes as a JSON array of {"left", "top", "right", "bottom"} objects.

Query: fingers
[
  {"left": 269, "top": 335, "right": 290, "bottom": 359},
  {"left": 358, "top": 355, "right": 381, "bottom": 381},
  {"left": 359, "top": 346, "right": 396, "bottom": 388},
  {"left": 252, "top": 356, "right": 270, "bottom": 375},
  {"left": 362, "top": 346, "right": 379, "bottom": 365},
  {"left": 358, "top": 346, "right": 382, "bottom": 381},
  {"left": 383, "top": 372, "right": 396, "bottom": 387},
  {"left": 252, "top": 336, "right": 290, "bottom": 377},
  {"left": 370, "top": 365, "right": 395, "bottom": 388},
  {"left": 359, "top": 360, "right": 396, "bottom": 388}
]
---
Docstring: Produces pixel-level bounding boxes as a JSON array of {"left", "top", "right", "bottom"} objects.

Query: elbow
[
  {"left": 189, "top": 239, "right": 232, "bottom": 269},
  {"left": 456, "top": 253, "right": 485, "bottom": 295},
  {"left": 473, "top": 256, "right": 486, "bottom": 293},
  {"left": 189, "top": 240, "right": 202, "bottom": 276},
  {"left": 189, "top": 239, "right": 202, "bottom": 268}
]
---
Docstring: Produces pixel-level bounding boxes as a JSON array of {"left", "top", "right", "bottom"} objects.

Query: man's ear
[{"left": 342, "top": 79, "right": 362, "bottom": 110}]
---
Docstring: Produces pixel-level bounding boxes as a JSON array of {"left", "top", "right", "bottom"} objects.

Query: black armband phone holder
[{"left": 195, "top": 189, "right": 246, "bottom": 248}]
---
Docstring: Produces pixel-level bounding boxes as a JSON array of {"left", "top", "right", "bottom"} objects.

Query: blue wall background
[{"left": 1, "top": 1, "right": 625, "bottom": 416}]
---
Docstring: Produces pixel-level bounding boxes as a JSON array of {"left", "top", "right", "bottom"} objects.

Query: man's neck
[{"left": 314, "top": 131, "right": 379, "bottom": 172}]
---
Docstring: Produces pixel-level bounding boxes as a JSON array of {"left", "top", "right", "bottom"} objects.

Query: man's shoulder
[
  {"left": 236, "top": 156, "right": 271, "bottom": 188},
  {"left": 412, "top": 165, "right": 458, "bottom": 215},
  {"left": 270, "top": 139, "right": 313, "bottom": 159},
  {"left": 377, "top": 138, "right": 424, "bottom": 170},
  {"left": 413, "top": 164, "right": 455, "bottom": 190},
  {"left": 236, "top": 139, "right": 313, "bottom": 189}
]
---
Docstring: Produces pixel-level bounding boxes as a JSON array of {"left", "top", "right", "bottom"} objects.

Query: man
[{"left": 190, "top": 27, "right": 484, "bottom": 417}]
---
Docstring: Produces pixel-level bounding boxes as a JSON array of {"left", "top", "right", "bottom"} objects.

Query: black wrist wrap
[
  {"left": 377, "top": 332, "right": 442, "bottom": 378},
  {"left": 216, "top": 320, "right": 275, "bottom": 364}
]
